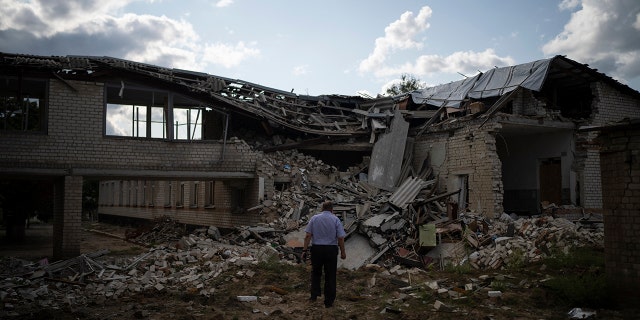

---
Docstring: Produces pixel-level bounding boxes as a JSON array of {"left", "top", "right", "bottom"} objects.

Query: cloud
[
  {"left": 292, "top": 65, "right": 308, "bottom": 76},
  {"left": 543, "top": 0, "right": 640, "bottom": 83},
  {"left": 0, "top": 0, "right": 259, "bottom": 70},
  {"left": 201, "top": 41, "right": 260, "bottom": 68},
  {"left": 559, "top": 0, "right": 581, "bottom": 10},
  {"left": 215, "top": 0, "right": 234, "bottom": 8},
  {"left": 359, "top": 6, "right": 514, "bottom": 87},
  {"left": 359, "top": 6, "right": 432, "bottom": 73},
  {"left": 369, "top": 49, "right": 515, "bottom": 79}
]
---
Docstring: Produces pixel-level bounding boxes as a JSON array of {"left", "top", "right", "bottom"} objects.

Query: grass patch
[{"left": 542, "top": 246, "right": 613, "bottom": 308}]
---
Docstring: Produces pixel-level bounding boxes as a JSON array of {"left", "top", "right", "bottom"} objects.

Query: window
[
  {"left": 118, "top": 181, "right": 124, "bottom": 206},
  {"left": 231, "top": 188, "right": 245, "bottom": 213},
  {"left": 177, "top": 182, "right": 185, "bottom": 208},
  {"left": 131, "top": 180, "right": 138, "bottom": 207},
  {"left": 173, "top": 108, "right": 203, "bottom": 140},
  {"left": 105, "top": 85, "right": 168, "bottom": 138},
  {"left": 457, "top": 175, "right": 469, "bottom": 211},
  {"left": 191, "top": 182, "right": 199, "bottom": 208},
  {"left": 205, "top": 181, "right": 216, "bottom": 208},
  {"left": 148, "top": 181, "right": 156, "bottom": 207},
  {"left": 142, "top": 181, "right": 147, "bottom": 206},
  {"left": 110, "top": 182, "right": 115, "bottom": 206},
  {"left": 164, "top": 182, "right": 172, "bottom": 208},
  {"left": 0, "top": 77, "right": 47, "bottom": 132},
  {"left": 105, "top": 83, "right": 211, "bottom": 140}
]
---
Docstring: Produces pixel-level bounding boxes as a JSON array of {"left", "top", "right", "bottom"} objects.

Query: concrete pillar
[{"left": 53, "top": 175, "right": 83, "bottom": 259}]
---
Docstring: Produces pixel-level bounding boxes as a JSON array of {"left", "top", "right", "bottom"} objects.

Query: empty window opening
[
  {"left": 0, "top": 77, "right": 47, "bottom": 132},
  {"left": 231, "top": 188, "right": 245, "bottom": 213},
  {"left": 104, "top": 83, "right": 224, "bottom": 140}
]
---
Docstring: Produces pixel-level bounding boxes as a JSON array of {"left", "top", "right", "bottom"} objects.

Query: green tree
[{"left": 385, "top": 73, "right": 425, "bottom": 96}]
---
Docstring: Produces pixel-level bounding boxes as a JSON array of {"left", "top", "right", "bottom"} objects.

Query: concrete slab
[
  {"left": 283, "top": 227, "right": 306, "bottom": 248},
  {"left": 338, "top": 234, "right": 377, "bottom": 270}
]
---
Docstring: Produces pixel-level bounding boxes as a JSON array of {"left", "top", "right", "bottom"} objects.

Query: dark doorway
[{"left": 539, "top": 158, "right": 562, "bottom": 205}]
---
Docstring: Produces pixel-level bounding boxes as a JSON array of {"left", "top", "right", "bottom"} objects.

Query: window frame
[
  {"left": 0, "top": 76, "right": 48, "bottom": 133},
  {"left": 104, "top": 82, "right": 218, "bottom": 141}
]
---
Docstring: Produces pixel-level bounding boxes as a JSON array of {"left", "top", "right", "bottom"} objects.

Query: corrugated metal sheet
[{"left": 389, "top": 176, "right": 426, "bottom": 209}]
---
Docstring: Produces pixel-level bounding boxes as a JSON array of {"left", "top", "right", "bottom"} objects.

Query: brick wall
[
  {"left": 598, "top": 123, "right": 640, "bottom": 303},
  {"left": 1, "top": 78, "right": 271, "bottom": 234},
  {"left": 582, "top": 149, "right": 603, "bottom": 208},
  {"left": 591, "top": 83, "right": 640, "bottom": 125},
  {"left": 0, "top": 79, "right": 260, "bottom": 174},
  {"left": 512, "top": 89, "right": 546, "bottom": 116},
  {"left": 413, "top": 122, "right": 503, "bottom": 218},
  {"left": 52, "top": 175, "right": 83, "bottom": 259},
  {"left": 576, "top": 82, "right": 640, "bottom": 208}
]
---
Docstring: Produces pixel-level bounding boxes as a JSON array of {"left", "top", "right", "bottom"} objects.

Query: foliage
[
  {"left": 385, "top": 73, "right": 425, "bottom": 96},
  {"left": 542, "top": 247, "right": 613, "bottom": 308}
]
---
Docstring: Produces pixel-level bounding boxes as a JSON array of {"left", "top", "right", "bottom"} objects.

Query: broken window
[
  {"left": 173, "top": 108, "right": 203, "bottom": 140},
  {"left": 224, "top": 180, "right": 247, "bottom": 213},
  {"left": 0, "top": 77, "right": 47, "bottom": 132},
  {"left": 231, "top": 188, "right": 245, "bottom": 213},
  {"left": 457, "top": 175, "right": 469, "bottom": 212},
  {"left": 105, "top": 83, "right": 215, "bottom": 140}
]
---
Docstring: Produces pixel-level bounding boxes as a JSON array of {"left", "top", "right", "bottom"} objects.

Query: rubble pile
[
  {"left": 0, "top": 231, "right": 273, "bottom": 313},
  {"left": 465, "top": 213, "right": 604, "bottom": 270},
  {"left": 251, "top": 149, "right": 605, "bottom": 271},
  {"left": 125, "top": 216, "right": 187, "bottom": 244},
  {"left": 0, "top": 145, "right": 606, "bottom": 315}
]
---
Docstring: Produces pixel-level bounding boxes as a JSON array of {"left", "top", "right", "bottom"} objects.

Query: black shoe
[
  {"left": 324, "top": 303, "right": 333, "bottom": 308},
  {"left": 308, "top": 296, "right": 317, "bottom": 302}
]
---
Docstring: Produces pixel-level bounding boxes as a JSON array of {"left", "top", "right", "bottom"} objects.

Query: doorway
[{"left": 539, "top": 158, "right": 562, "bottom": 206}]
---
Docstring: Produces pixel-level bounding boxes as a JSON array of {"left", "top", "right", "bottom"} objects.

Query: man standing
[{"left": 302, "top": 200, "right": 347, "bottom": 308}]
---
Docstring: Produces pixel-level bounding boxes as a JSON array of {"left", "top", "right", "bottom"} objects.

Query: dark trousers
[{"left": 310, "top": 245, "right": 338, "bottom": 306}]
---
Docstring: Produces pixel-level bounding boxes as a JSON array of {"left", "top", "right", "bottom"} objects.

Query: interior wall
[{"left": 497, "top": 129, "right": 574, "bottom": 215}]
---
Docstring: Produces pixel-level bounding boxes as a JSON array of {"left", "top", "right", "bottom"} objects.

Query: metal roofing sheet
[
  {"left": 410, "top": 57, "right": 554, "bottom": 108},
  {"left": 468, "top": 58, "right": 552, "bottom": 99},
  {"left": 410, "top": 73, "right": 480, "bottom": 108},
  {"left": 389, "top": 176, "right": 425, "bottom": 209}
]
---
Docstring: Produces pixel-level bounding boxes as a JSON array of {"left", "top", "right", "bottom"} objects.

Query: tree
[{"left": 385, "top": 73, "right": 425, "bottom": 96}]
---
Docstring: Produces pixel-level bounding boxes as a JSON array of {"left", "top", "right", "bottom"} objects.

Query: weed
[
  {"left": 491, "top": 280, "right": 507, "bottom": 291},
  {"left": 542, "top": 246, "right": 613, "bottom": 308},
  {"left": 444, "top": 261, "right": 473, "bottom": 275},
  {"left": 505, "top": 248, "right": 526, "bottom": 270}
]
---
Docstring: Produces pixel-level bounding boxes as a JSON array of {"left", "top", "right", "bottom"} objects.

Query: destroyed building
[{"left": 1, "top": 52, "right": 639, "bottom": 265}]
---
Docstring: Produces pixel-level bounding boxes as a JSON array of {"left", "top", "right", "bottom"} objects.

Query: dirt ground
[
  {"left": 1, "top": 221, "right": 638, "bottom": 320},
  {"left": 0, "top": 221, "right": 146, "bottom": 261}
]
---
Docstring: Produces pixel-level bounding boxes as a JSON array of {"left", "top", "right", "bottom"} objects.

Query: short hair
[{"left": 321, "top": 201, "right": 333, "bottom": 211}]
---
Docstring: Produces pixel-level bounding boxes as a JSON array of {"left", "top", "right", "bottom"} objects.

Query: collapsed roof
[{"left": 2, "top": 52, "right": 638, "bottom": 139}]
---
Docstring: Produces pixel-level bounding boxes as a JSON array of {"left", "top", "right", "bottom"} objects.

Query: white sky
[{"left": 1, "top": 0, "right": 639, "bottom": 96}]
